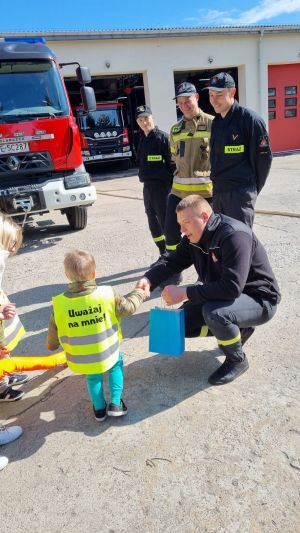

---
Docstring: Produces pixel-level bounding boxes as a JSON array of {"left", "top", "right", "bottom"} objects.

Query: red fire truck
[
  {"left": 73, "top": 102, "right": 132, "bottom": 169},
  {"left": 0, "top": 38, "right": 97, "bottom": 229}
]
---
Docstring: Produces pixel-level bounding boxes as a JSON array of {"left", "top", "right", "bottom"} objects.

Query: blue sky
[{"left": 1, "top": 0, "right": 300, "bottom": 32}]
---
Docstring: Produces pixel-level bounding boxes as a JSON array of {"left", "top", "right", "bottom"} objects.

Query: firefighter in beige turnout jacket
[{"left": 166, "top": 82, "right": 214, "bottom": 252}]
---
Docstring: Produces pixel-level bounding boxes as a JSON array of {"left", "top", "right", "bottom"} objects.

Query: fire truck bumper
[{"left": 43, "top": 175, "right": 97, "bottom": 211}]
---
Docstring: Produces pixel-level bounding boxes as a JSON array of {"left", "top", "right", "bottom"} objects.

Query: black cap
[
  {"left": 173, "top": 82, "right": 197, "bottom": 99},
  {"left": 203, "top": 72, "right": 236, "bottom": 91},
  {"left": 135, "top": 105, "right": 152, "bottom": 118}
]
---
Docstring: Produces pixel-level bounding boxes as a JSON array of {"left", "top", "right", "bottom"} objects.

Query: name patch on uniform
[
  {"left": 224, "top": 145, "right": 245, "bottom": 154},
  {"left": 147, "top": 155, "right": 163, "bottom": 161}
]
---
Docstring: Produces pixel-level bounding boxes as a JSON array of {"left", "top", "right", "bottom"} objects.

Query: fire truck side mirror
[
  {"left": 76, "top": 66, "right": 92, "bottom": 85},
  {"left": 80, "top": 86, "right": 96, "bottom": 112}
]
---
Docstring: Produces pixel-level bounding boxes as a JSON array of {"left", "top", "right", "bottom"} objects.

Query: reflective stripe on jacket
[
  {"left": 0, "top": 290, "right": 25, "bottom": 352},
  {"left": 170, "top": 110, "right": 214, "bottom": 199},
  {"left": 4, "top": 315, "right": 25, "bottom": 352},
  {"left": 52, "top": 286, "right": 122, "bottom": 375}
]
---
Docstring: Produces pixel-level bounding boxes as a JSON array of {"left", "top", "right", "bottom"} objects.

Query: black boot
[
  {"left": 150, "top": 250, "right": 168, "bottom": 268},
  {"left": 241, "top": 327, "right": 255, "bottom": 345},
  {"left": 208, "top": 356, "right": 249, "bottom": 385}
]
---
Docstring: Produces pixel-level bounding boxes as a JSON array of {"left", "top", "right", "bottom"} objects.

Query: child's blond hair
[
  {"left": 64, "top": 249, "right": 96, "bottom": 282},
  {"left": 0, "top": 214, "right": 23, "bottom": 254}
]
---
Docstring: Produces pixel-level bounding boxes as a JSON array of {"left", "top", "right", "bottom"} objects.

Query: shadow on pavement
[
  {"left": 3, "top": 348, "right": 219, "bottom": 464},
  {"left": 9, "top": 266, "right": 151, "bottom": 308}
]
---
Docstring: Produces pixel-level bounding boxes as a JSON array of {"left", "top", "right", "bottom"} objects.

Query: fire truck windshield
[
  {"left": 0, "top": 59, "right": 69, "bottom": 122},
  {"left": 77, "top": 108, "right": 121, "bottom": 130}
]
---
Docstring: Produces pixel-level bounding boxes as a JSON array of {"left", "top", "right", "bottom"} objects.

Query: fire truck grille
[{"left": 0, "top": 151, "right": 53, "bottom": 175}]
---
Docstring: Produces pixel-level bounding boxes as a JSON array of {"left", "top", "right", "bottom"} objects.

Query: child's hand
[
  {"left": 136, "top": 278, "right": 151, "bottom": 299},
  {"left": 0, "top": 347, "right": 10, "bottom": 360},
  {"left": 140, "top": 288, "right": 149, "bottom": 301},
  {"left": 0, "top": 303, "right": 16, "bottom": 320}
]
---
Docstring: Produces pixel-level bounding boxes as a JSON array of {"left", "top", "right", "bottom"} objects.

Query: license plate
[
  {"left": 84, "top": 153, "right": 123, "bottom": 161},
  {"left": 0, "top": 142, "right": 29, "bottom": 155}
]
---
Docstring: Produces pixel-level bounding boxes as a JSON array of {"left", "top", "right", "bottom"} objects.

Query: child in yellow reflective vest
[{"left": 47, "top": 249, "right": 145, "bottom": 422}]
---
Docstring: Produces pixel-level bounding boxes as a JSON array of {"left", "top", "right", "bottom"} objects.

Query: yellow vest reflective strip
[
  {"left": 52, "top": 286, "right": 121, "bottom": 375},
  {"left": 4, "top": 315, "right": 25, "bottom": 352},
  {"left": 153, "top": 235, "right": 165, "bottom": 243},
  {"left": 60, "top": 323, "right": 119, "bottom": 346},
  {"left": 217, "top": 333, "right": 241, "bottom": 346},
  {"left": 172, "top": 131, "right": 211, "bottom": 142},
  {"left": 166, "top": 244, "right": 178, "bottom": 251},
  {"left": 224, "top": 145, "right": 245, "bottom": 154},
  {"left": 65, "top": 338, "right": 119, "bottom": 365},
  {"left": 172, "top": 181, "right": 213, "bottom": 193},
  {"left": 147, "top": 155, "right": 163, "bottom": 161},
  {"left": 199, "top": 325, "right": 209, "bottom": 337}
]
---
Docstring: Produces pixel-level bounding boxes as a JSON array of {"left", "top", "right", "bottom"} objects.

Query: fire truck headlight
[{"left": 64, "top": 173, "right": 91, "bottom": 189}]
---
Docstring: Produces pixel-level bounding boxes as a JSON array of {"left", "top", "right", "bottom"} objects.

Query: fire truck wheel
[{"left": 66, "top": 206, "right": 87, "bottom": 230}]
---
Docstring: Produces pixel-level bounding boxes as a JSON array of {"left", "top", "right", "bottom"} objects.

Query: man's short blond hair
[
  {"left": 64, "top": 249, "right": 96, "bottom": 282},
  {"left": 176, "top": 194, "right": 212, "bottom": 214}
]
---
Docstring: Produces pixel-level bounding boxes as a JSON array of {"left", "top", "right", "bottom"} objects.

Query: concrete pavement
[{"left": 1, "top": 155, "right": 299, "bottom": 533}]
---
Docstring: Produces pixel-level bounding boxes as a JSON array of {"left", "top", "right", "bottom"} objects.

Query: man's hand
[
  {"left": 136, "top": 278, "right": 151, "bottom": 299},
  {"left": 162, "top": 285, "right": 187, "bottom": 305},
  {"left": 0, "top": 303, "right": 16, "bottom": 321}
]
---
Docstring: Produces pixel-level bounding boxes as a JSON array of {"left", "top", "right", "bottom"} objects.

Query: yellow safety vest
[
  {"left": 52, "top": 286, "right": 122, "bottom": 375},
  {"left": 3, "top": 314, "right": 25, "bottom": 352},
  {"left": 0, "top": 291, "right": 25, "bottom": 352}
]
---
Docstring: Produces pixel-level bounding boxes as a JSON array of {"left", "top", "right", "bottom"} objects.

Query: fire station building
[{"left": 3, "top": 26, "right": 300, "bottom": 153}]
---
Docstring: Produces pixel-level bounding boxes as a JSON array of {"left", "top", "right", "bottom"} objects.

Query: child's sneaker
[
  {"left": 93, "top": 404, "right": 107, "bottom": 422},
  {"left": 0, "top": 387, "right": 24, "bottom": 402},
  {"left": 107, "top": 399, "right": 128, "bottom": 417},
  {"left": 0, "top": 456, "right": 9, "bottom": 470},
  {"left": 0, "top": 425, "right": 23, "bottom": 445},
  {"left": 8, "top": 373, "right": 29, "bottom": 386}
]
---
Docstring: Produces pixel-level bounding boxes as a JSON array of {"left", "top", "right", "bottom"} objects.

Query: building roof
[{"left": 1, "top": 25, "right": 299, "bottom": 41}]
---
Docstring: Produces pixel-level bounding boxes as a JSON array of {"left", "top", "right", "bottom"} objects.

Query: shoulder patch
[
  {"left": 172, "top": 124, "right": 181, "bottom": 134},
  {"left": 259, "top": 135, "right": 270, "bottom": 148}
]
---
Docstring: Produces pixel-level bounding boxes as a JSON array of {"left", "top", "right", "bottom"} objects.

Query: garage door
[{"left": 268, "top": 64, "right": 300, "bottom": 152}]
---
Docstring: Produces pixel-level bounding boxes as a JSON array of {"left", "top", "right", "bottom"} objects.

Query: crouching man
[{"left": 137, "top": 195, "right": 280, "bottom": 385}]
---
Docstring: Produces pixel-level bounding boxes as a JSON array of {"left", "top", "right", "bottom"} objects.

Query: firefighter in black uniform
[
  {"left": 205, "top": 72, "right": 272, "bottom": 227},
  {"left": 136, "top": 105, "right": 173, "bottom": 261},
  {"left": 137, "top": 195, "right": 281, "bottom": 385}
]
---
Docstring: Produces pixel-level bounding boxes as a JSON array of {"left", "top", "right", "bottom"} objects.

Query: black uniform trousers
[
  {"left": 213, "top": 185, "right": 257, "bottom": 228},
  {"left": 143, "top": 181, "right": 171, "bottom": 254},
  {"left": 182, "top": 293, "right": 277, "bottom": 362},
  {"left": 164, "top": 194, "right": 182, "bottom": 251}
]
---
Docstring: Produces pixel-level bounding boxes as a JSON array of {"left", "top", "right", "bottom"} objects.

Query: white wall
[{"left": 49, "top": 31, "right": 300, "bottom": 133}]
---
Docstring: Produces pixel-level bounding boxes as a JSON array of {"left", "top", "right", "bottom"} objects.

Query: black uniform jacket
[
  {"left": 136, "top": 126, "right": 173, "bottom": 184},
  {"left": 210, "top": 101, "right": 272, "bottom": 194},
  {"left": 145, "top": 213, "right": 281, "bottom": 305}
]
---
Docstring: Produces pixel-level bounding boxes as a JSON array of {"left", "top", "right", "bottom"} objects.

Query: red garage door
[{"left": 268, "top": 64, "right": 300, "bottom": 152}]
